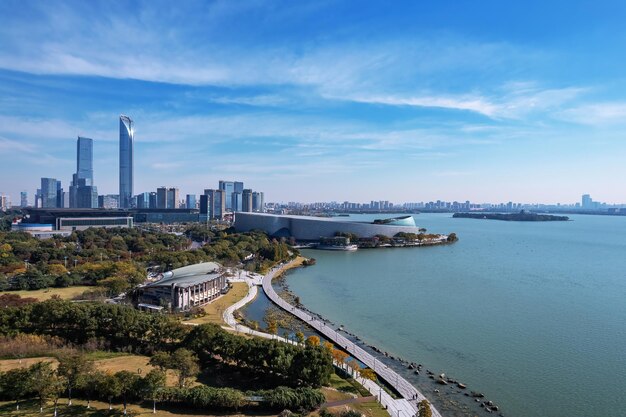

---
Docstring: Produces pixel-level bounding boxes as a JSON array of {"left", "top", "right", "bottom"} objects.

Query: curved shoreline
[{"left": 261, "top": 260, "right": 444, "bottom": 417}]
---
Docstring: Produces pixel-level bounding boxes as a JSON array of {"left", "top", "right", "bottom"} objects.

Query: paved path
[{"left": 261, "top": 261, "right": 443, "bottom": 417}]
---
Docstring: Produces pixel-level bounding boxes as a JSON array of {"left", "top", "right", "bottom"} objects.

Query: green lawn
[{"left": 186, "top": 282, "right": 249, "bottom": 325}]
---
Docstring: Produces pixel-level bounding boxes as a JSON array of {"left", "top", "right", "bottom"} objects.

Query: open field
[
  {"left": 0, "top": 354, "right": 179, "bottom": 386},
  {"left": 187, "top": 282, "right": 249, "bottom": 325},
  {"left": 2, "top": 286, "right": 92, "bottom": 301}
]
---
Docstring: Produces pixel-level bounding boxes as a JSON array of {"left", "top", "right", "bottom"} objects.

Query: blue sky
[{"left": 1, "top": 0, "right": 626, "bottom": 204}]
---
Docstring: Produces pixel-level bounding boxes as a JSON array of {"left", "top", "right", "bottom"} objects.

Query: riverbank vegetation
[{"left": 453, "top": 211, "right": 569, "bottom": 221}]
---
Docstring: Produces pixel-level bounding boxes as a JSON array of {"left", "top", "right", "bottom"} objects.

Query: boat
[{"left": 316, "top": 243, "right": 358, "bottom": 251}]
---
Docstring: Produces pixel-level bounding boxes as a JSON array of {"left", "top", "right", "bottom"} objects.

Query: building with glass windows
[
  {"left": 40, "top": 178, "right": 58, "bottom": 208},
  {"left": 242, "top": 189, "right": 253, "bottom": 212},
  {"left": 119, "top": 115, "right": 134, "bottom": 208},
  {"left": 203, "top": 189, "right": 225, "bottom": 220},
  {"left": 167, "top": 187, "right": 179, "bottom": 209},
  {"left": 70, "top": 136, "right": 98, "bottom": 208},
  {"left": 186, "top": 194, "right": 197, "bottom": 209}
]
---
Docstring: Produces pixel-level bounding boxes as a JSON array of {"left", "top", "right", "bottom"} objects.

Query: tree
[
  {"left": 170, "top": 348, "right": 200, "bottom": 388},
  {"left": 267, "top": 319, "right": 278, "bottom": 335},
  {"left": 323, "top": 341, "right": 334, "bottom": 353},
  {"left": 295, "top": 331, "right": 305, "bottom": 344},
  {"left": 116, "top": 370, "right": 141, "bottom": 415},
  {"left": 149, "top": 351, "right": 171, "bottom": 371},
  {"left": 98, "top": 373, "right": 122, "bottom": 410},
  {"left": 57, "top": 352, "right": 94, "bottom": 405},
  {"left": 347, "top": 359, "right": 360, "bottom": 378},
  {"left": 305, "top": 335, "right": 320, "bottom": 347},
  {"left": 77, "top": 370, "right": 103, "bottom": 409},
  {"left": 332, "top": 349, "right": 348, "bottom": 371},
  {"left": 418, "top": 399, "right": 432, "bottom": 417},
  {"left": 28, "top": 361, "right": 58, "bottom": 413},
  {"left": 358, "top": 368, "right": 377, "bottom": 381},
  {"left": 1, "top": 368, "right": 31, "bottom": 410},
  {"left": 140, "top": 369, "right": 166, "bottom": 414}
]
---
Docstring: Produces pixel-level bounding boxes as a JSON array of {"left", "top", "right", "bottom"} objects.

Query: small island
[{"left": 453, "top": 211, "right": 569, "bottom": 222}]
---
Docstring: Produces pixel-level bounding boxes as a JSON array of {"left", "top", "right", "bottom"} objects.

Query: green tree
[
  {"left": 295, "top": 331, "right": 305, "bottom": 344},
  {"left": 170, "top": 348, "right": 200, "bottom": 388},
  {"left": 28, "top": 361, "right": 59, "bottom": 413},
  {"left": 98, "top": 373, "right": 122, "bottom": 410},
  {"left": 148, "top": 351, "right": 171, "bottom": 371},
  {"left": 77, "top": 370, "right": 103, "bottom": 409},
  {"left": 116, "top": 370, "right": 141, "bottom": 415},
  {"left": 57, "top": 351, "right": 94, "bottom": 406},
  {"left": 1, "top": 368, "right": 31, "bottom": 411},
  {"left": 140, "top": 369, "right": 166, "bottom": 414}
]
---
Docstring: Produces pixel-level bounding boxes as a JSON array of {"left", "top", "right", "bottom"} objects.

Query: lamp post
[
  {"left": 64, "top": 256, "right": 68, "bottom": 268},
  {"left": 73, "top": 259, "right": 78, "bottom": 268}
]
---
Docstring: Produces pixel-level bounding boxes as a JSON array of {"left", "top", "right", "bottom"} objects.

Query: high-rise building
[
  {"left": 156, "top": 187, "right": 167, "bottom": 209},
  {"left": 20, "top": 191, "right": 28, "bottom": 207},
  {"left": 136, "top": 192, "right": 150, "bottom": 209},
  {"left": 582, "top": 194, "right": 592, "bottom": 209},
  {"left": 119, "top": 115, "right": 134, "bottom": 208},
  {"left": 204, "top": 189, "right": 225, "bottom": 219},
  {"left": 234, "top": 181, "right": 244, "bottom": 194},
  {"left": 242, "top": 189, "right": 253, "bottom": 212},
  {"left": 70, "top": 137, "right": 98, "bottom": 208},
  {"left": 219, "top": 180, "right": 235, "bottom": 210},
  {"left": 148, "top": 192, "right": 157, "bottom": 209},
  {"left": 252, "top": 191, "right": 264, "bottom": 212},
  {"left": 231, "top": 192, "right": 242, "bottom": 212},
  {"left": 76, "top": 136, "right": 93, "bottom": 185},
  {"left": 41, "top": 178, "right": 58, "bottom": 208},
  {"left": 0, "top": 194, "right": 8, "bottom": 211},
  {"left": 199, "top": 194, "right": 209, "bottom": 222},
  {"left": 186, "top": 194, "right": 197, "bottom": 209},
  {"left": 167, "top": 188, "right": 179, "bottom": 209}
]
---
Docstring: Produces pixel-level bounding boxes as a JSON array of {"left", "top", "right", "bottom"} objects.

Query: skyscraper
[
  {"left": 231, "top": 192, "right": 242, "bottom": 212},
  {"left": 20, "top": 191, "right": 28, "bottom": 207},
  {"left": 119, "top": 115, "right": 134, "bottom": 208},
  {"left": 204, "top": 189, "right": 225, "bottom": 219},
  {"left": 41, "top": 178, "right": 58, "bottom": 208},
  {"left": 156, "top": 187, "right": 167, "bottom": 209},
  {"left": 219, "top": 180, "right": 235, "bottom": 210},
  {"left": 70, "top": 136, "right": 98, "bottom": 208},
  {"left": 252, "top": 191, "right": 264, "bottom": 212},
  {"left": 242, "top": 189, "right": 253, "bottom": 212},
  {"left": 186, "top": 194, "right": 197, "bottom": 209},
  {"left": 76, "top": 136, "right": 93, "bottom": 185},
  {"left": 582, "top": 194, "right": 592, "bottom": 209},
  {"left": 167, "top": 187, "right": 179, "bottom": 209}
]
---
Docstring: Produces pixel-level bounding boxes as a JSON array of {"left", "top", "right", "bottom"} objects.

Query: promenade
[{"left": 261, "top": 260, "right": 443, "bottom": 417}]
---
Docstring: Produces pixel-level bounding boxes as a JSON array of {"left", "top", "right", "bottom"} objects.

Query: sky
[{"left": 1, "top": 0, "right": 626, "bottom": 205}]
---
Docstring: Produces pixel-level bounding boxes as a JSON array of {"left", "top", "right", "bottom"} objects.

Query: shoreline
[{"left": 271, "top": 257, "right": 506, "bottom": 417}]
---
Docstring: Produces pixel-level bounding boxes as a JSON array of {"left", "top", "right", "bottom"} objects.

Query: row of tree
[{"left": 184, "top": 323, "right": 334, "bottom": 388}]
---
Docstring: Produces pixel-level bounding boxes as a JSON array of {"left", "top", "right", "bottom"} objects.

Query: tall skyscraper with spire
[{"left": 119, "top": 115, "right": 134, "bottom": 208}]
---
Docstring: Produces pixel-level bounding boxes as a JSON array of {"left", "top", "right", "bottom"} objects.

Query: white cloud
[{"left": 556, "top": 102, "right": 626, "bottom": 126}]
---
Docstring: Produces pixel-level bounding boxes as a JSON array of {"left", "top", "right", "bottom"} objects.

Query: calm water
[{"left": 283, "top": 213, "right": 626, "bottom": 417}]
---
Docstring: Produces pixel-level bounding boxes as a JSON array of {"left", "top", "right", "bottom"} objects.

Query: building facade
[
  {"left": 242, "top": 189, "right": 253, "bottom": 212},
  {"left": 167, "top": 187, "right": 179, "bottom": 209},
  {"left": 186, "top": 194, "right": 197, "bottom": 209},
  {"left": 234, "top": 212, "right": 422, "bottom": 240},
  {"left": 40, "top": 178, "right": 58, "bottom": 208},
  {"left": 119, "top": 115, "right": 134, "bottom": 208}
]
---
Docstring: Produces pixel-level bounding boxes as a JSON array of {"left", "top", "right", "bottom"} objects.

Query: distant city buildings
[
  {"left": 186, "top": 194, "right": 197, "bottom": 209},
  {"left": 20, "top": 191, "right": 28, "bottom": 208},
  {"left": 119, "top": 115, "right": 134, "bottom": 209},
  {"left": 0, "top": 194, "right": 8, "bottom": 211},
  {"left": 98, "top": 194, "right": 119, "bottom": 209}
]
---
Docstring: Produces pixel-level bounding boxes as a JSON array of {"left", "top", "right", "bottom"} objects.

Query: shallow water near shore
[{"left": 279, "top": 213, "right": 626, "bottom": 417}]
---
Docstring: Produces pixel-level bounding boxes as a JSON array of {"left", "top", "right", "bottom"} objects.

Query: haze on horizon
[{"left": 1, "top": 0, "right": 625, "bottom": 205}]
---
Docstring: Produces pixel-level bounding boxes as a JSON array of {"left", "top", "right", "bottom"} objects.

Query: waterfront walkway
[{"left": 261, "top": 260, "right": 443, "bottom": 417}]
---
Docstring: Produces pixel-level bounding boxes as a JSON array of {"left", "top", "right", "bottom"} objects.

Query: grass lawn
[
  {"left": 187, "top": 282, "right": 249, "bottom": 325},
  {"left": 0, "top": 354, "right": 179, "bottom": 387},
  {"left": 0, "top": 399, "right": 279, "bottom": 417},
  {"left": 4, "top": 286, "right": 92, "bottom": 301}
]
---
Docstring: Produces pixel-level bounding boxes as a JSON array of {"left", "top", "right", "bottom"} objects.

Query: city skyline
[{"left": 2, "top": 1, "right": 626, "bottom": 203}]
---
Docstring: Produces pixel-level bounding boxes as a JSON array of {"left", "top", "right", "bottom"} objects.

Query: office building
[
  {"left": 199, "top": 194, "right": 209, "bottom": 222},
  {"left": 219, "top": 180, "right": 234, "bottom": 210},
  {"left": 136, "top": 192, "right": 150, "bottom": 209},
  {"left": 0, "top": 194, "right": 7, "bottom": 211},
  {"left": 41, "top": 178, "right": 58, "bottom": 208},
  {"left": 156, "top": 187, "right": 167, "bottom": 209},
  {"left": 186, "top": 194, "right": 197, "bottom": 209},
  {"left": 242, "top": 189, "right": 253, "bottom": 212},
  {"left": 234, "top": 181, "right": 244, "bottom": 194},
  {"left": 149, "top": 192, "right": 157, "bottom": 209},
  {"left": 56, "top": 181, "right": 64, "bottom": 208},
  {"left": 167, "top": 187, "right": 179, "bottom": 209},
  {"left": 231, "top": 192, "right": 242, "bottom": 212},
  {"left": 204, "top": 189, "right": 225, "bottom": 220},
  {"left": 252, "top": 191, "right": 264, "bottom": 212},
  {"left": 70, "top": 136, "right": 98, "bottom": 208},
  {"left": 119, "top": 115, "right": 134, "bottom": 208},
  {"left": 20, "top": 191, "right": 28, "bottom": 207},
  {"left": 582, "top": 194, "right": 592, "bottom": 209}
]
